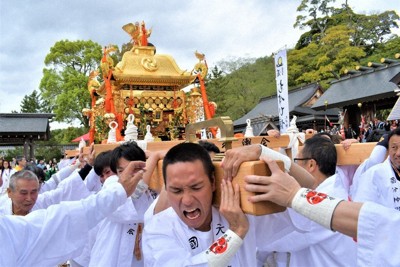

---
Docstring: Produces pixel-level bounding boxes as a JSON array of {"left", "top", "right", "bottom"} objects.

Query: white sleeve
[
  {"left": 259, "top": 145, "right": 291, "bottom": 172},
  {"left": 353, "top": 145, "right": 387, "bottom": 180},
  {"left": 0, "top": 182, "right": 127, "bottom": 267},
  {"left": 253, "top": 211, "right": 301, "bottom": 251},
  {"left": 84, "top": 168, "right": 102, "bottom": 193},
  {"left": 258, "top": 209, "right": 344, "bottom": 252},
  {"left": 144, "top": 195, "right": 159, "bottom": 222},
  {"left": 53, "top": 163, "right": 79, "bottom": 184},
  {"left": 351, "top": 166, "right": 382, "bottom": 204},
  {"left": 205, "top": 230, "right": 243, "bottom": 267},
  {"left": 350, "top": 146, "right": 387, "bottom": 195},
  {"left": 357, "top": 202, "right": 400, "bottom": 266},
  {"left": 40, "top": 164, "right": 77, "bottom": 193},
  {"left": 365, "top": 145, "right": 387, "bottom": 168},
  {"left": 34, "top": 171, "right": 91, "bottom": 210},
  {"left": 39, "top": 178, "right": 57, "bottom": 193}
]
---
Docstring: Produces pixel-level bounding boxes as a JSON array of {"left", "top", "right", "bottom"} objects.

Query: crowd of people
[
  {"left": 0, "top": 156, "right": 61, "bottom": 194},
  {"left": 0, "top": 127, "right": 399, "bottom": 266},
  {"left": 323, "top": 117, "right": 398, "bottom": 143}
]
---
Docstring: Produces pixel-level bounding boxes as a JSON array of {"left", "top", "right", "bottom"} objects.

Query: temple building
[
  {"left": 234, "top": 55, "right": 400, "bottom": 134},
  {"left": 0, "top": 113, "right": 54, "bottom": 160},
  {"left": 234, "top": 83, "right": 339, "bottom": 134}
]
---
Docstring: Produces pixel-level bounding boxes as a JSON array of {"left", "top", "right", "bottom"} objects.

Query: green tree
[
  {"left": 39, "top": 40, "right": 103, "bottom": 128},
  {"left": 294, "top": 1, "right": 399, "bottom": 53},
  {"left": 289, "top": 25, "right": 365, "bottom": 88},
  {"left": 3, "top": 147, "right": 23, "bottom": 161},
  {"left": 205, "top": 66, "right": 228, "bottom": 116},
  {"left": 349, "top": 11, "right": 399, "bottom": 55},
  {"left": 20, "top": 90, "right": 44, "bottom": 113},
  {"left": 360, "top": 36, "right": 400, "bottom": 65},
  {"left": 50, "top": 127, "right": 86, "bottom": 144},
  {"left": 34, "top": 144, "right": 64, "bottom": 163},
  {"left": 294, "top": 0, "right": 336, "bottom": 44},
  {"left": 205, "top": 57, "right": 276, "bottom": 120}
]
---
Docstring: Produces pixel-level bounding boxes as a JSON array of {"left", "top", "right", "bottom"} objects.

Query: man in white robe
[
  {"left": 88, "top": 177, "right": 154, "bottom": 267},
  {"left": 88, "top": 142, "right": 156, "bottom": 267},
  {"left": 143, "top": 143, "right": 294, "bottom": 266},
  {"left": 0, "top": 145, "right": 99, "bottom": 217},
  {"left": 244, "top": 158, "right": 400, "bottom": 266},
  {"left": 72, "top": 148, "right": 162, "bottom": 267},
  {"left": 0, "top": 165, "right": 91, "bottom": 216},
  {"left": 0, "top": 160, "right": 146, "bottom": 267},
  {"left": 69, "top": 150, "right": 113, "bottom": 267},
  {"left": 351, "top": 129, "right": 400, "bottom": 210},
  {"left": 221, "top": 137, "right": 357, "bottom": 266}
]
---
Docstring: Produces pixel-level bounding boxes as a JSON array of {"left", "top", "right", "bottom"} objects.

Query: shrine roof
[
  {"left": 112, "top": 47, "right": 196, "bottom": 89},
  {"left": 234, "top": 83, "right": 331, "bottom": 127},
  {"left": 312, "top": 62, "right": 400, "bottom": 110},
  {"left": 0, "top": 113, "right": 54, "bottom": 134}
]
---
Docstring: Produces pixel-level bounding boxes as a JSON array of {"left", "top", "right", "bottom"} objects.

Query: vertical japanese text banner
[{"left": 274, "top": 49, "right": 289, "bottom": 133}]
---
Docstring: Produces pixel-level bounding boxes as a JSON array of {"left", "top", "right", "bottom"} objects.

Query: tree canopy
[
  {"left": 294, "top": 0, "right": 399, "bottom": 53},
  {"left": 206, "top": 57, "right": 277, "bottom": 119},
  {"left": 20, "top": 90, "right": 44, "bottom": 113},
  {"left": 39, "top": 40, "right": 103, "bottom": 128},
  {"left": 289, "top": 24, "right": 366, "bottom": 88}
]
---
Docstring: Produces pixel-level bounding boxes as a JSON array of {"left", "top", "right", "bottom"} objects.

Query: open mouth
[{"left": 184, "top": 208, "right": 201, "bottom": 220}]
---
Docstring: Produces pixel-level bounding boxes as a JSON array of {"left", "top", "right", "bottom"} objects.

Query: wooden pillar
[
  {"left": 29, "top": 139, "right": 35, "bottom": 161},
  {"left": 23, "top": 138, "right": 29, "bottom": 160}
]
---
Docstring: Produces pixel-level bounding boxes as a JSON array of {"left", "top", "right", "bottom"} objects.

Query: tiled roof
[
  {"left": 0, "top": 113, "right": 54, "bottom": 134},
  {"left": 234, "top": 83, "right": 321, "bottom": 127},
  {"left": 312, "top": 63, "right": 400, "bottom": 110},
  {"left": 233, "top": 83, "right": 339, "bottom": 134}
]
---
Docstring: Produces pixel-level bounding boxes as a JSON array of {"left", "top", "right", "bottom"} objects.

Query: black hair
[
  {"left": 315, "top": 132, "right": 333, "bottom": 141},
  {"left": 16, "top": 155, "right": 25, "bottom": 164},
  {"left": 302, "top": 136, "right": 337, "bottom": 177},
  {"left": 109, "top": 141, "right": 146, "bottom": 174},
  {"left": 162, "top": 142, "right": 215, "bottom": 186},
  {"left": 198, "top": 140, "right": 220, "bottom": 154},
  {"left": 1, "top": 159, "right": 12, "bottom": 171},
  {"left": 94, "top": 150, "right": 113, "bottom": 176},
  {"left": 24, "top": 163, "right": 46, "bottom": 183},
  {"left": 301, "top": 124, "right": 310, "bottom": 131},
  {"left": 388, "top": 127, "right": 400, "bottom": 143}
]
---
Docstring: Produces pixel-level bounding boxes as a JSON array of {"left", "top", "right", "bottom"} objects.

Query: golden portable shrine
[
  {"left": 73, "top": 21, "right": 381, "bottom": 216},
  {"left": 84, "top": 21, "right": 216, "bottom": 144}
]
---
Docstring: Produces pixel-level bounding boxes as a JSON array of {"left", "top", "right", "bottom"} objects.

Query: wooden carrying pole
[
  {"left": 150, "top": 159, "right": 286, "bottom": 216},
  {"left": 147, "top": 141, "right": 379, "bottom": 216},
  {"left": 65, "top": 117, "right": 380, "bottom": 215}
]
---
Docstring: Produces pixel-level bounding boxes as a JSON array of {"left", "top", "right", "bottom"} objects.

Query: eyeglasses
[{"left": 293, "top": 158, "right": 314, "bottom": 163}]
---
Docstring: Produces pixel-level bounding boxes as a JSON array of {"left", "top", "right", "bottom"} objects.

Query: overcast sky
[{"left": 0, "top": 0, "right": 399, "bottom": 128}]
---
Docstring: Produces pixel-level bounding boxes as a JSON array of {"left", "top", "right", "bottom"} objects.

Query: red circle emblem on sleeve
[
  {"left": 209, "top": 237, "right": 228, "bottom": 254},
  {"left": 306, "top": 190, "right": 328, "bottom": 205}
]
